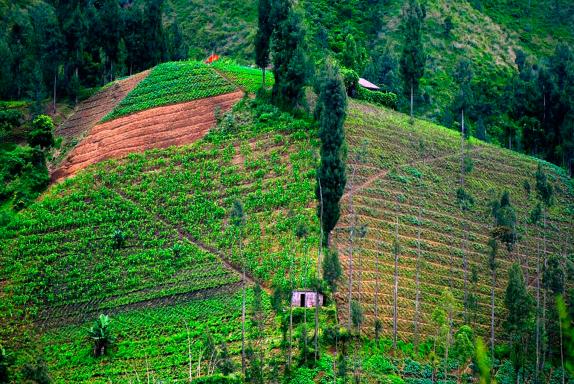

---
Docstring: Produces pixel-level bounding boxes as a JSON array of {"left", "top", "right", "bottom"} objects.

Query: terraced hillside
[
  {"left": 52, "top": 61, "right": 269, "bottom": 182},
  {"left": 333, "top": 101, "right": 574, "bottom": 339},
  {"left": 51, "top": 71, "right": 150, "bottom": 170},
  {"left": 0, "top": 97, "right": 316, "bottom": 382},
  {"left": 2, "top": 91, "right": 573, "bottom": 381}
]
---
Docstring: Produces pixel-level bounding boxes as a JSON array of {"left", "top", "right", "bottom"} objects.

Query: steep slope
[
  {"left": 167, "top": 0, "right": 573, "bottom": 120},
  {"left": 50, "top": 71, "right": 150, "bottom": 169},
  {"left": 333, "top": 100, "right": 574, "bottom": 339},
  {"left": 1, "top": 94, "right": 572, "bottom": 381},
  {"left": 52, "top": 61, "right": 249, "bottom": 182}
]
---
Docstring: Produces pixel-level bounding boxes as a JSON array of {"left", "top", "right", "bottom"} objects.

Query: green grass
[
  {"left": 32, "top": 289, "right": 264, "bottom": 383},
  {"left": 101, "top": 61, "right": 237, "bottom": 122},
  {"left": 212, "top": 60, "right": 275, "bottom": 93}
]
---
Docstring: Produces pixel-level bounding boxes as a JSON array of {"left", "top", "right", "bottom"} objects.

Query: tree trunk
[
  {"left": 315, "top": 181, "right": 324, "bottom": 362},
  {"left": 393, "top": 216, "right": 399, "bottom": 349},
  {"left": 289, "top": 298, "right": 293, "bottom": 370},
  {"left": 410, "top": 82, "right": 414, "bottom": 121},
  {"left": 347, "top": 166, "right": 356, "bottom": 332},
  {"left": 536, "top": 240, "right": 541, "bottom": 382},
  {"left": 491, "top": 268, "right": 496, "bottom": 359},
  {"left": 462, "top": 228, "right": 468, "bottom": 323},
  {"left": 53, "top": 71, "right": 57, "bottom": 115},
  {"left": 240, "top": 233, "right": 246, "bottom": 375},
  {"left": 414, "top": 207, "right": 421, "bottom": 350}
]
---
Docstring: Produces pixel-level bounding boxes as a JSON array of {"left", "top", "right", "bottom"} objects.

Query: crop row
[
  {"left": 39, "top": 289, "right": 264, "bottom": 383},
  {"left": 101, "top": 61, "right": 237, "bottom": 122},
  {"left": 211, "top": 60, "right": 275, "bottom": 93}
]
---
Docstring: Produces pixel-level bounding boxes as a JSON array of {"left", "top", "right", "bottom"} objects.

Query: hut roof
[{"left": 358, "top": 78, "right": 380, "bottom": 90}]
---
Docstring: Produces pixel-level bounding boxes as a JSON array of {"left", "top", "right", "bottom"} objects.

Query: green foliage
[
  {"left": 255, "top": 0, "right": 273, "bottom": 76},
  {"left": 399, "top": 0, "right": 426, "bottom": 113},
  {"left": 356, "top": 87, "right": 398, "bottom": 110},
  {"left": 0, "top": 345, "right": 10, "bottom": 383},
  {"left": 28, "top": 115, "right": 55, "bottom": 149},
  {"left": 535, "top": 164, "right": 554, "bottom": 207},
  {"left": 0, "top": 145, "right": 49, "bottom": 211},
  {"left": 456, "top": 187, "right": 475, "bottom": 211},
  {"left": 340, "top": 67, "right": 359, "bottom": 97},
  {"left": 504, "top": 263, "right": 533, "bottom": 334},
  {"left": 191, "top": 375, "right": 241, "bottom": 384},
  {"left": 22, "top": 358, "right": 51, "bottom": 384},
  {"left": 322, "top": 249, "right": 342, "bottom": 292},
  {"left": 102, "top": 61, "right": 236, "bottom": 122},
  {"left": 315, "top": 60, "right": 347, "bottom": 244},
  {"left": 350, "top": 300, "right": 363, "bottom": 329},
  {"left": 212, "top": 60, "right": 274, "bottom": 93},
  {"left": 0, "top": 109, "right": 22, "bottom": 137},
  {"left": 271, "top": 6, "right": 309, "bottom": 111},
  {"left": 491, "top": 191, "right": 517, "bottom": 251},
  {"left": 340, "top": 34, "right": 366, "bottom": 73},
  {"left": 87, "top": 314, "right": 114, "bottom": 357}
]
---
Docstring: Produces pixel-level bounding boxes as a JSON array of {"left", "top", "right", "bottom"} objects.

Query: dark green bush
[
  {"left": 0, "top": 109, "right": 23, "bottom": 135},
  {"left": 356, "top": 87, "right": 398, "bottom": 110},
  {"left": 191, "top": 374, "right": 241, "bottom": 384},
  {"left": 28, "top": 115, "right": 55, "bottom": 149},
  {"left": 340, "top": 67, "right": 359, "bottom": 97}
]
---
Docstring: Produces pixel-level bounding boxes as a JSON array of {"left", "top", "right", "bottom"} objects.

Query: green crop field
[
  {"left": 212, "top": 60, "right": 275, "bottom": 93},
  {"left": 333, "top": 100, "right": 574, "bottom": 339},
  {"left": 101, "top": 61, "right": 238, "bottom": 122},
  {"left": 3, "top": 95, "right": 573, "bottom": 379}
]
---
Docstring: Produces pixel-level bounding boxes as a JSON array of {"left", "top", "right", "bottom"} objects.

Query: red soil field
[
  {"left": 52, "top": 91, "right": 243, "bottom": 182},
  {"left": 54, "top": 71, "right": 150, "bottom": 141}
]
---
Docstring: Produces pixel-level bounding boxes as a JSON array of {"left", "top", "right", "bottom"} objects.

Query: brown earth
[
  {"left": 49, "top": 71, "right": 150, "bottom": 172},
  {"left": 51, "top": 91, "right": 244, "bottom": 182}
]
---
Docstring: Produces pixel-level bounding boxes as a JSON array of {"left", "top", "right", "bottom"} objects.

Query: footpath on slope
[{"left": 51, "top": 90, "right": 244, "bottom": 182}]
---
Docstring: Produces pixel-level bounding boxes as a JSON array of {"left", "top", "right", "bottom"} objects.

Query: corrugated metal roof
[{"left": 359, "top": 78, "right": 380, "bottom": 90}]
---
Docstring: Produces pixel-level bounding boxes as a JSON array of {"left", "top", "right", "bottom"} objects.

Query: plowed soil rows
[
  {"left": 52, "top": 91, "right": 243, "bottom": 182},
  {"left": 54, "top": 71, "right": 150, "bottom": 141}
]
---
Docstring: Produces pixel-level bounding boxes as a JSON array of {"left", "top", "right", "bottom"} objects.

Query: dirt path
[
  {"left": 107, "top": 186, "right": 263, "bottom": 291},
  {"left": 52, "top": 91, "right": 243, "bottom": 182},
  {"left": 342, "top": 146, "right": 482, "bottom": 200}
]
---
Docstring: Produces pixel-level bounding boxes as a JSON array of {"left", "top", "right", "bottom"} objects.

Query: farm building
[
  {"left": 358, "top": 78, "right": 380, "bottom": 91},
  {"left": 291, "top": 290, "right": 324, "bottom": 308}
]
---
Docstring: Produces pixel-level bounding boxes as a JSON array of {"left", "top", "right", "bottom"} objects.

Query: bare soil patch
[{"left": 52, "top": 91, "right": 243, "bottom": 182}]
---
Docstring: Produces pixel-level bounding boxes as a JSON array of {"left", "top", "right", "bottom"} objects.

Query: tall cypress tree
[
  {"left": 399, "top": 0, "right": 426, "bottom": 121},
  {"left": 315, "top": 60, "right": 347, "bottom": 246},
  {"left": 255, "top": 0, "right": 273, "bottom": 87},
  {"left": 271, "top": 3, "right": 308, "bottom": 111},
  {"left": 504, "top": 263, "right": 534, "bottom": 384}
]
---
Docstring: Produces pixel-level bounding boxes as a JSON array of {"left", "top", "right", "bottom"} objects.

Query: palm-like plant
[{"left": 88, "top": 314, "right": 114, "bottom": 357}]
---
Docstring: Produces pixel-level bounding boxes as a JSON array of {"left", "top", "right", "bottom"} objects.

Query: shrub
[
  {"left": 28, "top": 115, "right": 55, "bottom": 149},
  {"left": 356, "top": 87, "right": 398, "bottom": 110},
  {"left": 88, "top": 314, "right": 114, "bottom": 357},
  {"left": 191, "top": 375, "right": 241, "bottom": 384},
  {"left": 340, "top": 67, "right": 359, "bottom": 97},
  {"left": 21, "top": 358, "right": 51, "bottom": 384},
  {"left": 0, "top": 109, "right": 23, "bottom": 136}
]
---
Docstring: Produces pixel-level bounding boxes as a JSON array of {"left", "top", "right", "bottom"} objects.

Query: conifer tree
[
  {"left": 315, "top": 60, "right": 347, "bottom": 246},
  {"left": 271, "top": 3, "right": 308, "bottom": 111},
  {"left": 399, "top": 0, "right": 426, "bottom": 121},
  {"left": 255, "top": 0, "right": 273, "bottom": 87},
  {"left": 504, "top": 263, "right": 534, "bottom": 384}
]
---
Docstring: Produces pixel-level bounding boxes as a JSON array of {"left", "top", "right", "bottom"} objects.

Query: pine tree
[
  {"left": 504, "top": 263, "right": 534, "bottom": 384},
  {"left": 315, "top": 60, "right": 347, "bottom": 246},
  {"left": 399, "top": 0, "right": 426, "bottom": 121},
  {"left": 255, "top": 0, "right": 273, "bottom": 87},
  {"left": 271, "top": 4, "right": 308, "bottom": 111}
]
